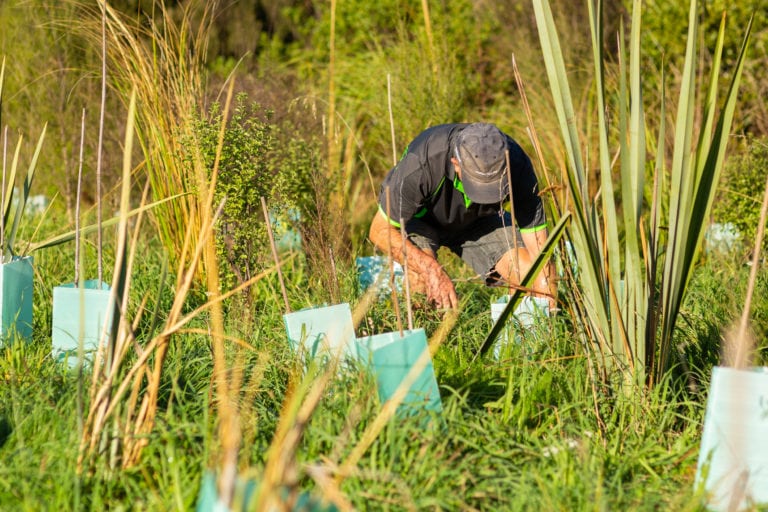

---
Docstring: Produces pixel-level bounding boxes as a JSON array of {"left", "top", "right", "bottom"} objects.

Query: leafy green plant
[
  {"left": 532, "top": 0, "right": 752, "bottom": 386},
  {"left": 191, "top": 95, "right": 277, "bottom": 291},
  {"left": 636, "top": 0, "right": 768, "bottom": 136}
]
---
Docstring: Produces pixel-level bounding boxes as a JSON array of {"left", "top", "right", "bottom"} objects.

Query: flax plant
[
  {"left": 532, "top": 0, "right": 752, "bottom": 386},
  {"left": 76, "top": 0, "right": 214, "bottom": 283},
  {"left": 0, "top": 58, "right": 47, "bottom": 263}
]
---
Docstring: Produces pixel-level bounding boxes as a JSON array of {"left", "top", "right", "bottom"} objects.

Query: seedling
[{"left": 51, "top": 39, "right": 115, "bottom": 369}]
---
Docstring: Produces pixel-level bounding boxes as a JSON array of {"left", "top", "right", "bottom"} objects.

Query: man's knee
[{"left": 494, "top": 248, "right": 533, "bottom": 284}]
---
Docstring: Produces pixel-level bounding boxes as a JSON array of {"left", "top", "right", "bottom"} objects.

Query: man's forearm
[{"left": 368, "top": 211, "right": 440, "bottom": 274}]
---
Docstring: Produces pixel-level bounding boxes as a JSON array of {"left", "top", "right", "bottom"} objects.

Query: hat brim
[{"left": 461, "top": 176, "right": 509, "bottom": 204}]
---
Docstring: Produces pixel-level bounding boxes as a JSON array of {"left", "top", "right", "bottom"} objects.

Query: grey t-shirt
[{"left": 378, "top": 123, "right": 546, "bottom": 231}]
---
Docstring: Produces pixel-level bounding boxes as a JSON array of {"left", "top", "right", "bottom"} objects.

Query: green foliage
[
  {"left": 0, "top": 58, "right": 48, "bottom": 261},
  {"left": 637, "top": 0, "right": 768, "bottom": 135},
  {"left": 534, "top": 0, "right": 752, "bottom": 386},
  {"left": 712, "top": 137, "right": 768, "bottom": 256},
  {"left": 0, "top": 1, "right": 127, "bottom": 208},
  {"left": 273, "top": 0, "right": 499, "bottom": 227},
  {"left": 3, "top": 0, "right": 768, "bottom": 510},
  {"left": 192, "top": 94, "right": 277, "bottom": 290},
  {"left": 680, "top": 251, "right": 768, "bottom": 372},
  {"left": 2, "top": 217, "right": 758, "bottom": 509}
]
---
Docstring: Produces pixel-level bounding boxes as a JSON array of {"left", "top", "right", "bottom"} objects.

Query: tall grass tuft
[
  {"left": 76, "top": 84, "right": 259, "bottom": 474},
  {"left": 76, "top": 0, "right": 216, "bottom": 284},
  {"left": 532, "top": 0, "right": 753, "bottom": 386}
]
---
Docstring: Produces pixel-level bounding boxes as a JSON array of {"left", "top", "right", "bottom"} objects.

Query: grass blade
[{"left": 478, "top": 212, "right": 570, "bottom": 357}]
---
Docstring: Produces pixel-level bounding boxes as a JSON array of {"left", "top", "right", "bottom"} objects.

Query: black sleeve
[
  {"left": 377, "top": 142, "right": 436, "bottom": 228},
  {"left": 508, "top": 141, "right": 547, "bottom": 230}
]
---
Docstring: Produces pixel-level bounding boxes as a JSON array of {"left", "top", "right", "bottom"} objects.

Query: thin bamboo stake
[
  {"left": 732, "top": 173, "right": 768, "bottom": 369},
  {"left": 261, "top": 196, "right": 290, "bottom": 313},
  {"left": 96, "top": 0, "right": 107, "bottom": 283},
  {"left": 1, "top": 125, "right": 6, "bottom": 260},
  {"left": 505, "top": 149, "right": 520, "bottom": 288},
  {"left": 74, "top": 109, "right": 86, "bottom": 286},
  {"left": 400, "top": 217, "right": 414, "bottom": 330},
  {"left": 385, "top": 187, "right": 403, "bottom": 336},
  {"left": 387, "top": 74, "right": 397, "bottom": 166},
  {"left": 385, "top": 80, "right": 412, "bottom": 329}
]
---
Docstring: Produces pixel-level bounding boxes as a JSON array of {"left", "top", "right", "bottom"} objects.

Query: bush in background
[
  {"left": 192, "top": 95, "right": 276, "bottom": 291},
  {"left": 712, "top": 137, "right": 768, "bottom": 259}
]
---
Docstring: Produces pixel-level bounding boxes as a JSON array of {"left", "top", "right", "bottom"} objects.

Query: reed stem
[
  {"left": 261, "top": 196, "right": 291, "bottom": 313},
  {"left": 733, "top": 173, "right": 768, "bottom": 368},
  {"left": 385, "top": 187, "right": 403, "bottom": 336}
]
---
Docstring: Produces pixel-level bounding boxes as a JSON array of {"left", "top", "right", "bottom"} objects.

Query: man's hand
[
  {"left": 423, "top": 261, "right": 459, "bottom": 309},
  {"left": 369, "top": 212, "right": 459, "bottom": 309}
]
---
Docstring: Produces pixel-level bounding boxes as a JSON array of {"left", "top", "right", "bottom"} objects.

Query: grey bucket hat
[{"left": 454, "top": 123, "right": 510, "bottom": 204}]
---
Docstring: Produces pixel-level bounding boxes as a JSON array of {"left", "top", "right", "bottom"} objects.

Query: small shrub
[
  {"left": 192, "top": 94, "right": 281, "bottom": 292},
  {"left": 192, "top": 93, "right": 337, "bottom": 304}
]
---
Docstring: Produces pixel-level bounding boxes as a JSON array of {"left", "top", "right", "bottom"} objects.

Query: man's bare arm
[{"left": 368, "top": 211, "right": 458, "bottom": 309}]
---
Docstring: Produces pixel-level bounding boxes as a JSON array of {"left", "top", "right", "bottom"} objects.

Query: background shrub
[{"left": 712, "top": 137, "right": 768, "bottom": 259}]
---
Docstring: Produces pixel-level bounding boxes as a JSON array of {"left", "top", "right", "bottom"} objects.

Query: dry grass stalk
[
  {"left": 78, "top": 89, "right": 139, "bottom": 470},
  {"left": 721, "top": 322, "right": 757, "bottom": 370},
  {"left": 261, "top": 196, "right": 291, "bottom": 312},
  {"left": 78, "top": 78, "right": 263, "bottom": 475},
  {"left": 504, "top": 149, "right": 521, "bottom": 285},
  {"left": 336, "top": 308, "right": 458, "bottom": 483},
  {"left": 512, "top": 54, "right": 561, "bottom": 211},
  {"left": 420, "top": 0, "right": 437, "bottom": 78},
  {"left": 255, "top": 358, "right": 339, "bottom": 511},
  {"left": 387, "top": 73, "right": 397, "bottom": 167},
  {"left": 723, "top": 173, "right": 768, "bottom": 369},
  {"left": 236, "top": 277, "right": 383, "bottom": 510}
]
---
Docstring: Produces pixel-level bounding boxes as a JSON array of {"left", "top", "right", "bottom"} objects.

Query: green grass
[
  {"left": 0, "top": 1, "right": 765, "bottom": 510},
  {"left": 1, "top": 218, "right": 755, "bottom": 510}
]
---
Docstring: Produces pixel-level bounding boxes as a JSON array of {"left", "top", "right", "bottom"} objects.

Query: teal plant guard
[
  {"left": 490, "top": 295, "right": 550, "bottom": 359},
  {"left": 355, "top": 256, "right": 403, "bottom": 294},
  {"left": 270, "top": 208, "right": 302, "bottom": 252},
  {"left": 196, "top": 469, "right": 339, "bottom": 512},
  {"left": 0, "top": 256, "right": 34, "bottom": 345},
  {"left": 283, "top": 303, "right": 355, "bottom": 363},
  {"left": 695, "top": 366, "right": 768, "bottom": 511},
  {"left": 356, "top": 328, "right": 442, "bottom": 414},
  {"left": 51, "top": 280, "right": 114, "bottom": 367},
  {"left": 705, "top": 222, "right": 742, "bottom": 255}
]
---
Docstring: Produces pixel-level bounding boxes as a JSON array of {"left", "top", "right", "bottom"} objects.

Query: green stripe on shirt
[
  {"left": 377, "top": 205, "right": 402, "bottom": 228},
  {"left": 520, "top": 223, "right": 548, "bottom": 233}
]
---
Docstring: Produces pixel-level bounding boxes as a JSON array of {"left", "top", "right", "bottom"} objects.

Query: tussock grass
[{"left": 75, "top": 0, "right": 216, "bottom": 284}]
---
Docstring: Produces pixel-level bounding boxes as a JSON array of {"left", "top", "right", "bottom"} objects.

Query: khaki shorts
[{"left": 405, "top": 212, "right": 525, "bottom": 285}]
